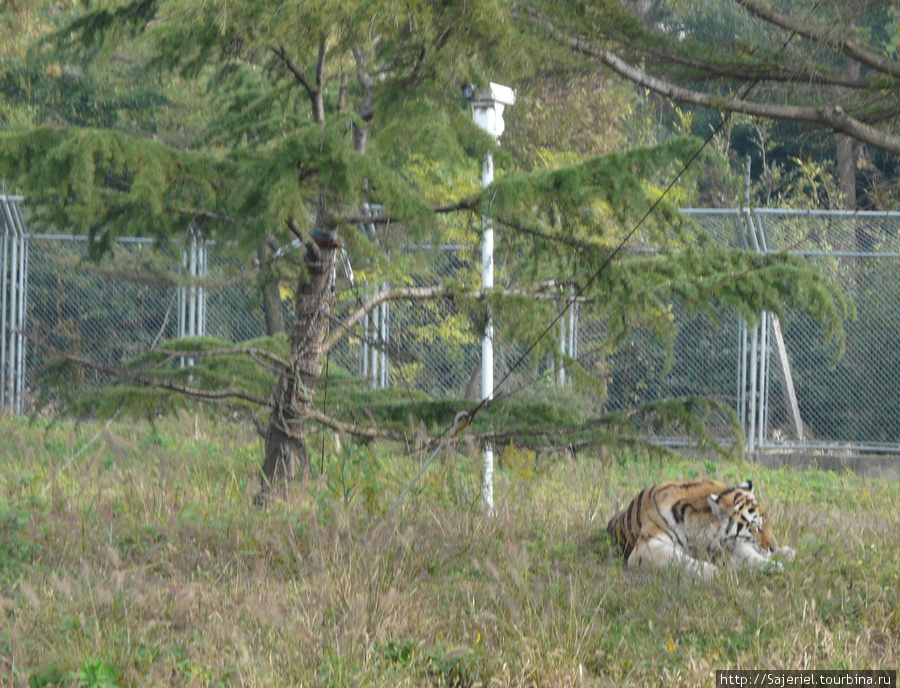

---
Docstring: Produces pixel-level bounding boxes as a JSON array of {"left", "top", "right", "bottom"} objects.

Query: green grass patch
[{"left": 0, "top": 413, "right": 897, "bottom": 686}]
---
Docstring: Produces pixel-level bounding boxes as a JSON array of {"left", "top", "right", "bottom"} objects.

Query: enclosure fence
[{"left": 3, "top": 199, "right": 900, "bottom": 454}]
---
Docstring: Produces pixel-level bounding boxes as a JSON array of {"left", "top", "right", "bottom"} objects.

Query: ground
[{"left": 0, "top": 413, "right": 897, "bottom": 687}]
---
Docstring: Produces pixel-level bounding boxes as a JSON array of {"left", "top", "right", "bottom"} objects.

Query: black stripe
[
  {"left": 625, "top": 495, "right": 638, "bottom": 529},
  {"left": 672, "top": 500, "right": 689, "bottom": 524}
]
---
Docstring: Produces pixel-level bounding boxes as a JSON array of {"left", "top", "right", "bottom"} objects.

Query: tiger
[{"left": 606, "top": 479, "right": 795, "bottom": 579}]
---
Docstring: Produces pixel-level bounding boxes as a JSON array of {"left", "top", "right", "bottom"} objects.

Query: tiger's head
[{"left": 707, "top": 480, "right": 779, "bottom": 555}]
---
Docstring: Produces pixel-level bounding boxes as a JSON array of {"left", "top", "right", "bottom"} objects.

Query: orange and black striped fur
[{"left": 607, "top": 479, "right": 795, "bottom": 579}]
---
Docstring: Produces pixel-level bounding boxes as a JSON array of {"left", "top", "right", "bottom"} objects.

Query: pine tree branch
[
  {"left": 732, "top": 0, "right": 900, "bottom": 80},
  {"left": 312, "top": 36, "right": 327, "bottom": 122},
  {"left": 522, "top": 7, "right": 900, "bottom": 155},
  {"left": 271, "top": 45, "right": 312, "bottom": 93},
  {"left": 146, "top": 346, "right": 290, "bottom": 371},
  {"left": 352, "top": 45, "right": 375, "bottom": 122},
  {"left": 302, "top": 408, "right": 410, "bottom": 442},
  {"left": 322, "top": 285, "right": 592, "bottom": 354},
  {"left": 433, "top": 198, "right": 479, "bottom": 214},
  {"left": 642, "top": 45, "right": 874, "bottom": 90},
  {"left": 339, "top": 198, "right": 478, "bottom": 225},
  {"left": 176, "top": 206, "right": 237, "bottom": 224},
  {"left": 61, "top": 355, "right": 271, "bottom": 407},
  {"left": 315, "top": 36, "right": 326, "bottom": 90},
  {"left": 285, "top": 217, "right": 305, "bottom": 242},
  {"left": 495, "top": 215, "right": 594, "bottom": 251}
]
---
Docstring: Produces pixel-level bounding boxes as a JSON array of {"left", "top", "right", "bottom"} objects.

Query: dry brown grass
[{"left": 0, "top": 414, "right": 897, "bottom": 687}]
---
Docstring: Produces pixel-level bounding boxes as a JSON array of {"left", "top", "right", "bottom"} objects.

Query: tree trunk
[
  {"left": 836, "top": 59, "right": 860, "bottom": 212},
  {"left": 258, "top": 237, "right": 287, "bottom": 335},
  {"left": 835, "top": 61, "right": 870, "bottom": 251},
  {"left": 255, "top": 236, "right": 336, "bottom": 503},
  {"left": 836, "top": 133, "right": 856, "bottom": 210}
]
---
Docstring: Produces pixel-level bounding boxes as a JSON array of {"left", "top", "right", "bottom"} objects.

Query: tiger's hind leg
[{"left": 627, "top": 534, "right": 718, "bottom": 580}]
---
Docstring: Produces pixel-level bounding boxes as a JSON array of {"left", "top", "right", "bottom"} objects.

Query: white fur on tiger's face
[{"left": 606, "top": 479, "right": 795, "bottom": 580}]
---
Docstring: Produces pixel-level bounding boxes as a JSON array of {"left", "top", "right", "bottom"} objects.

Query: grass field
[{"left": 0, "top": 412, "right": 898, "bottom": 687}]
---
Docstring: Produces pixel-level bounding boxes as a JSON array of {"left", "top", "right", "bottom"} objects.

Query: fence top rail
[
  {"left": 28, "top": 233, "right": 161, "bottom": 245},
  {"left": 789, "top": 249, "right": 900, "bottom": 258},
  {"left": 0, "top": 195, "right": 24, "bottom": 202},
  {"left": 752, "top": 208, "right": 900, "bottom": 218},
  {"left": 682, "top": 207, "right": 900, "bottom": 219},
  {"left": 681, "top": 208, "right": 741, "bottom": 215}
]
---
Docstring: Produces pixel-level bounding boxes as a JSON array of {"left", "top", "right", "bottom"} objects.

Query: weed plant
[{"left": 0, "top": 412, "right": 897, "bottom": 686}]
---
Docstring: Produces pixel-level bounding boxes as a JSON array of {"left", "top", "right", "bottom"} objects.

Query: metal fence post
[
  {"left": 1, "top": 195, "right": 27, "bottom": 416},
  {"left": 179, "top": 228, "right": 207, "bottom": 367},
  {"left": 0, "top": 200, "right": 9, "bottom": 412}
]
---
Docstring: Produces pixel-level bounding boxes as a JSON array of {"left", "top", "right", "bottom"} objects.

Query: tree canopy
[
  {"left": 0, "top": 0, "right": 856, "bottom": 498},
  {"left": 522, "top": 0, "right": 900, "bottom": 208}
]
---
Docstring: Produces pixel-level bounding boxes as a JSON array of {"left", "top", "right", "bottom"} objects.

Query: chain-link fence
[
  {"left": 750, "top": 210, "right": 900, "bottom": 451},
  {"left": 4, "top": 203, "right": 900, "bottom": 454}
]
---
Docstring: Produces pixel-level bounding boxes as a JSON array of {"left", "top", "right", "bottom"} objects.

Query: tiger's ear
[
  {"left": 738, "top": 480, "right": 754, "bottom": 492},
  {"left": 707, "top": 493, "right": 726, "bottom": 517}
]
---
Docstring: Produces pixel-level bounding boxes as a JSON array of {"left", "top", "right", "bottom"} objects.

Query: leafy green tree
[
  {"left": 522, "top": 0, "right": 900, "bottom": 210},
  {"left": 0, "top": 0, "right": 852, "bottom": 503}
]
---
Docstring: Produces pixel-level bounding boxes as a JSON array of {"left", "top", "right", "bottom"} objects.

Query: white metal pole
[
  {"left": 481, "top": 150, "right": 495, "bottom": 514},
  {"left": 482, "top": 151, "right": 495, "bottom": 403},
  {"left": 470, "top": 81, "right": 514, "bottom": 516}
]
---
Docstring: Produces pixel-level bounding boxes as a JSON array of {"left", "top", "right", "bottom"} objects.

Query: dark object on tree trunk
[{"left": 311, "top": 229, "right": 342, "bottom": 249}]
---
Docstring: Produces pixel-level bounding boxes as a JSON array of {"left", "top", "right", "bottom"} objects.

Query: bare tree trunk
[
  {"left": 836, "top": 58, "right": 859, "bottom": 211},
  {"left": 463, "top": 361, "right": 481, "bottom": 401},
  {"left": 835, "top": 61, "right": 870, "bottom": 251},
  {"left": 253, "top": 43, "right": 372, "bottom": 505},
  {"left": 255, "top": 232, "right": 335, "bottom": 503},
  {"left": 836, "top": 133, "right": 856, "bottom": 210},
  {"left": 258, "top": 237, "right": 287, "bottom": 335}
]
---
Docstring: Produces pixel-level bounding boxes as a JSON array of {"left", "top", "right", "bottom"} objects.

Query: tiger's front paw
[
  {"left": 767, "top": 560, "right": 785, "bottom": 572},
  {"left": 775, "top": 546, "right": 796, "bottom": 560}
]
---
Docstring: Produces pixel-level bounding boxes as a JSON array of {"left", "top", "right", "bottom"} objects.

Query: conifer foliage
[{"left": 0, "top": 1, "right": 852, "bottom": 502}]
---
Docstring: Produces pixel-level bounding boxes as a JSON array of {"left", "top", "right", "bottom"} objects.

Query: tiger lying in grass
[{"left": 606, "top": 479, "right": 796, "bottom": 579}]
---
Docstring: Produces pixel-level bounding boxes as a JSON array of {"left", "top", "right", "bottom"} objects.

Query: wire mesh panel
[
  {"left": 203, "top": 260, "right": 268, "bottom": 343},
  {"left": 681, "top": 208, "right": 749, "bottom": 249},
  {"left": 26, "top": 236, "right": 180, "bottom": 392},
  {"left": 576, "top": 307, "right": 743, "bottom": 441},
  {"left": 752, "top": 210, "right": 900, "bottom": 450},
  {"left": 326, "top": 247, "right": 483, "bottom": 396},
  {"left": 10, "top": 210, "right": 900, "bottom": 454}
]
